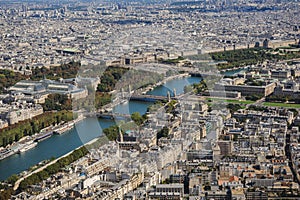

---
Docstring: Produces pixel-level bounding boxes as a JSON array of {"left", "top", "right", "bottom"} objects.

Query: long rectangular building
[
  {"left": 214, "top": 82, "right": 276, "bottom": 96},
  {"left": 9, "top": 79, "right": 88, "bottom": 100}
]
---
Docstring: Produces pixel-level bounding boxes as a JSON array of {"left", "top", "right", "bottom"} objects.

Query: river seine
[{"left": 0, "top": 69, "right": 242, "bottom": 180}]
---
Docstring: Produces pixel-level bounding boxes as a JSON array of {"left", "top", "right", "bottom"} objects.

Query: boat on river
[
  {"left": 18, "top": 142, "right": 38, "bottom": 153},
  {"left": 34, "top": 132, "right": 53, "bottom": 142}
]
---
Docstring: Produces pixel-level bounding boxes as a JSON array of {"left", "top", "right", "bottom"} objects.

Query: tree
[
  {"left": 204, "top": 182, "right": 211, "bottom": 191},
  {"left": 227, "top": 104, "right": 243, "bottom": 114},
  {"left": 157, "top": 126, "right": 169, "bottom": 141},
  {"left": 18, "top": 146, "right": 88, "bottom": 191},
  {"left": 42, "top": 94, "right": 72, "bottom": 111},
  {"left": 103, "top": 125, "right": 120, "bottom": 141},
  {"left": 0, "top": 188, "right": 14, "bottom": 200},
  {"left": 6, "top": 174, "right": 18, "bottom": 185},
  {"left": 131, "top": 112, "right": 144, "bottom": 126},
  {"left": 0, "top": 111, "right": 73, "bottom": 147}
]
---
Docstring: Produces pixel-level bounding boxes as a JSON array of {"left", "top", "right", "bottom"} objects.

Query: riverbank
[
  {"left": 13, "top": 139, "right": 91, "bottom": 191},
  {"left": 0, "top": 115, "right": 85, "bottom": 162},
  {"left": 136, "top": 73, "right": 190, "bottom": 95},
  {"left": 0, "top": 73, "right": 205, "bottom": 181},
  {"left": 99, "top": 73, "right": 190, "bottom": 112}
]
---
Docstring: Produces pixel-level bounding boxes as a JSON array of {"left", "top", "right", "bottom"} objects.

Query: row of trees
[
  {"left": 18, "top": 146, "right": 88, "bottom": 191},
  {"left": 211, "top": 48, "right": 267, "bottom": 64},
  {"left": 247, "top": 105, "right": 269, "bottom": 112},
  {"left": 31, "top": 61, "right": 80, "bottom": 81},
  {"left": 245, "top": 94, "right": 264, "bottom": 101},
  {"left": 266, "top": 94, "right": 300, "bottom": 103},
  {"left": 0, "top": 111, "right": 73, "bottom": 147},
  {"left": 210, "top": 48, "right": 300, "bottom": 70}
]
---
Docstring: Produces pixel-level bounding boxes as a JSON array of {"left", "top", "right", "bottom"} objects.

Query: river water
[{"left": 0, "top": 70, "right": 240, "bottom": 181}]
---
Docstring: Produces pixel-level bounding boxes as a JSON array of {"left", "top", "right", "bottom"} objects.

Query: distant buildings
[{"left": 0, "top": 0, "right": 298, "bottom": 73}]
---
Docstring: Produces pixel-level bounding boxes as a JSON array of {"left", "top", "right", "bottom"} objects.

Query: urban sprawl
[{"left": 1, "top": 0, "right": 300, "bottom": 200}]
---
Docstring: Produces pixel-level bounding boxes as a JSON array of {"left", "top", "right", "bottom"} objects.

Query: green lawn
[
  {"left": 263, "top": 102, "right": 300, "bottom": 109},
  {"left": 206, "top": 98, "right": 254, "bottom": 105}
]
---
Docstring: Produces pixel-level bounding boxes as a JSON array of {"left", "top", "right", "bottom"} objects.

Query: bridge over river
[
  {"left": 129, "top": 93, "right": 186, "bottom": 101},
  {"left": 97, "top": 113, "right": 132, "bottom": 119},
  {"left": 130, "top": 94, "right": 171, "bottom": 102}
]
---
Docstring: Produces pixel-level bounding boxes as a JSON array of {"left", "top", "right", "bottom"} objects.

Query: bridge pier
[{"left": 173, "top": 88, "right": 176, "bottom": 97}]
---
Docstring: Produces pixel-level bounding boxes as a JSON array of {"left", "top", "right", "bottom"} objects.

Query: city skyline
[{"left": 0, "top": 0, "right": 300, "bottom": 199}]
